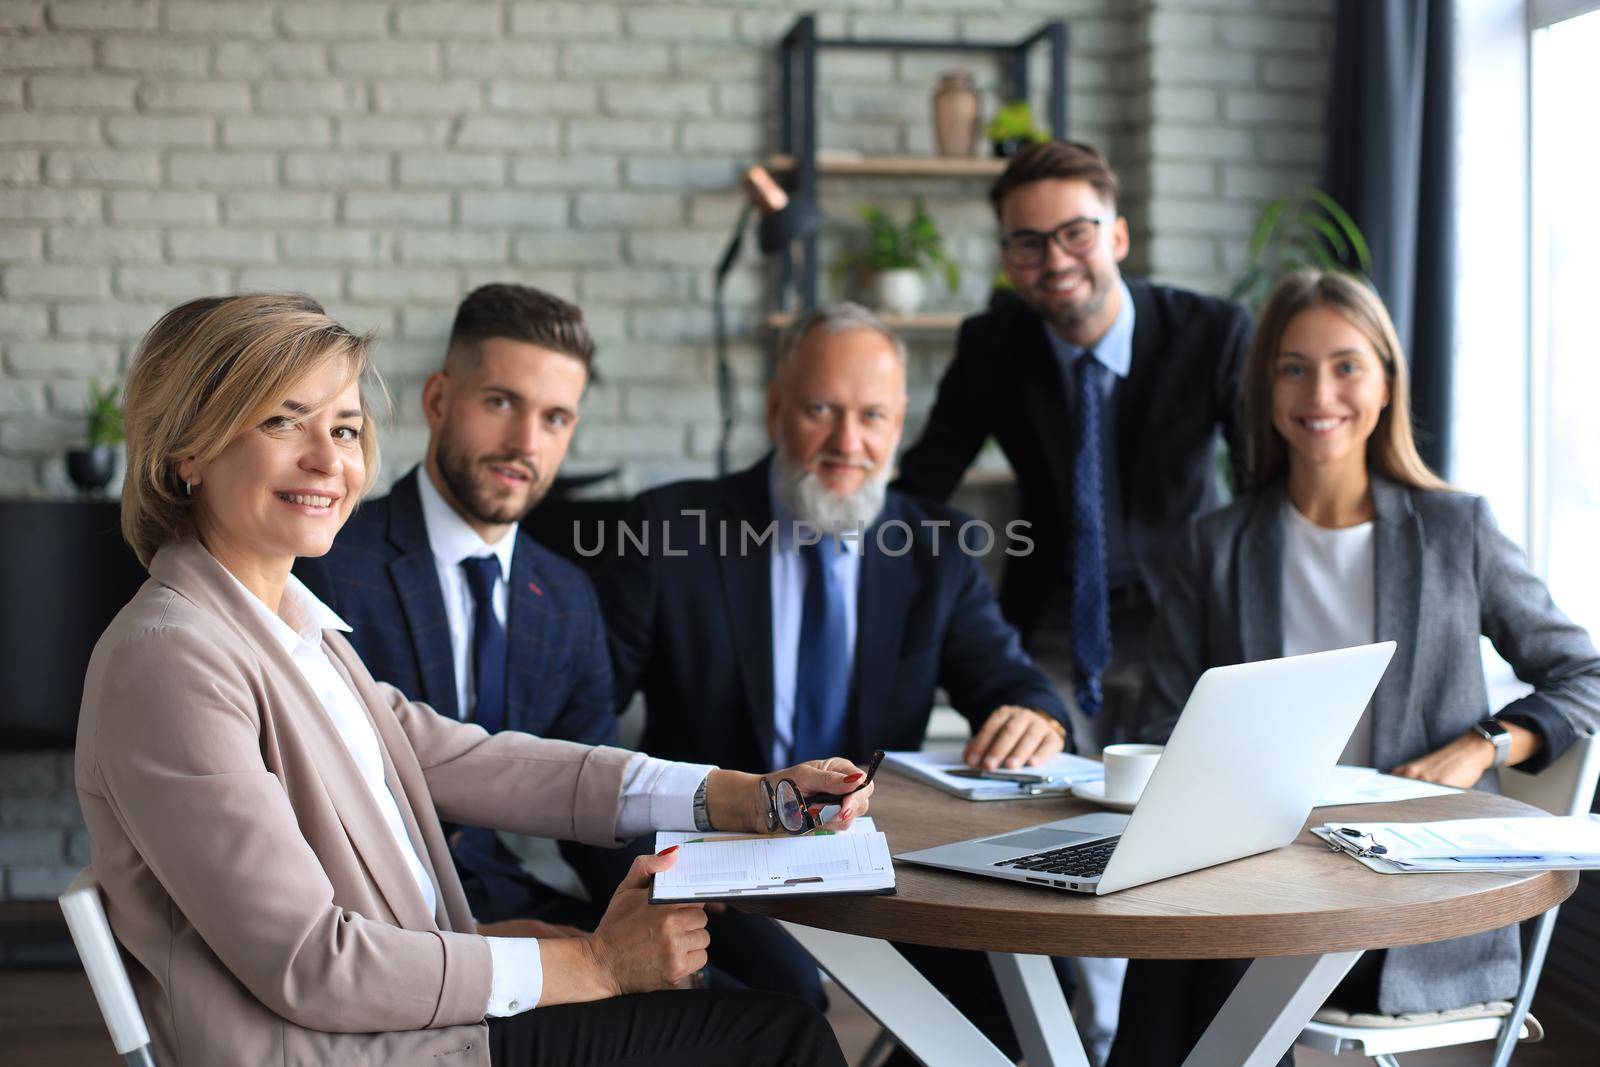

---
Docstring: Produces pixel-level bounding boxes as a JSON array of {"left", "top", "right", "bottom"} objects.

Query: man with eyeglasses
[{"left": 894, "top": 140, "right": 1251, "bottom": 1064}]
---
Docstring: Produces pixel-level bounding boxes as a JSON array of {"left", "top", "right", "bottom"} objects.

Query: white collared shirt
[
  {"left": 415, "top": 468, "right": 517, "bottom": 721},
  {"left": 233, "top": 568, "right": 711, "bottom": 1019}
]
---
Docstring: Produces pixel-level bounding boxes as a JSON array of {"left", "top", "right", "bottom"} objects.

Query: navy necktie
[
  {"left": 461, "top": 556, "right": 507, "bottom": 736},
  {"left": 792, "top": 537, "right": 851, "bottom": 765},
  {"left": 1072, "top": 351, "right": 1111, "bottom": 717}
]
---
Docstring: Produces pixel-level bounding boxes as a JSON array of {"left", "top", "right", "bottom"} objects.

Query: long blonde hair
[
  {"left": 1244, "top": 270, "right": 1447, "bottom": 492},
  {"left": 120, "top": 293, "right": 380, "bottom": 565}
]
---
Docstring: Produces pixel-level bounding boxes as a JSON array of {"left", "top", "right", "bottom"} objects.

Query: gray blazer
[{"left": 1139, "top": 477, "right": 1600, "bottom": 1014}]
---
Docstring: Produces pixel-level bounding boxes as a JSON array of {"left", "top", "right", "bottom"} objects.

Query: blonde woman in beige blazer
[{"left": 76, "top": 293, "right": 867, "bottom": 1067}]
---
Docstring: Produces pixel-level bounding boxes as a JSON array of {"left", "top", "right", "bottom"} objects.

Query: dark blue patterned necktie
[
  {"left": 792, "top": 537, "right": 850, "bottom": 764},
  {"left": 1072, "top": 352, "right": 1111, "bottom": 717},
  {"left": 460, "top": 556, "right": 507, "bottom": 736}
]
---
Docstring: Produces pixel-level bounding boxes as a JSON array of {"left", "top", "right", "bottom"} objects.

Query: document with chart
[{"left": 651, "top": 819, "right": 896, "bottom": 903}]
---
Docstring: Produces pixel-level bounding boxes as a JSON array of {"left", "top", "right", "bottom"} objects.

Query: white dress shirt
[
  {"left": 1281, "top": 501, "right": 1378, "bottom": 765},
  {"left": 235, "top": 569, "right": 711, "bottom": 1019},
  {"left": 768, "top": 477, "right": 863, "bottom": 771},
  {"left": 415, "top": 469, "right": 517, "bottom": 721}
]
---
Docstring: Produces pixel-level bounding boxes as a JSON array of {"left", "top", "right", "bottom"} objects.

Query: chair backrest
[
  {"left": 58, "top": 868, "right": 152, "bottom": 1058},
  {"left": 1500, "top": 733, "right": 1600, "bottom": 816}
]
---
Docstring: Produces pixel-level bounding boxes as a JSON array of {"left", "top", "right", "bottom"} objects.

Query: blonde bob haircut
[
  {"left": 1244, "top": 270, "right": 1448, "bottom": 494},
  {"left": 121, "top": 292, "right": 380, "bottom": 565}
]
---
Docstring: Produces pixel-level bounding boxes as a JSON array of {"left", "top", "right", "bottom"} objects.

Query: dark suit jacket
[
  {"left": 594, "top": 456, "right": 1069, "bottom": 772},
  {"left": 1138, "top": 476, "right": 1600, "bottom": 1013},
  {"left": 295, "top": 467, "right": 618, "bottom": 923},
  {"left": 894, "top": 279, "right": 1252, "bottom": 641}
]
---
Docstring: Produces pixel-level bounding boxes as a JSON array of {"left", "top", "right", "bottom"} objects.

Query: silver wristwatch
[
  {"left": 1473, "top": 718, "right": 1512, "bottom": 768},
  {"left": 692, "top": 776, "right": 714, "bottom": 831}
]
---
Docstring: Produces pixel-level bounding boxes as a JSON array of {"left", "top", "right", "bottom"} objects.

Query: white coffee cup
[{"left": 1100, "top": 743, "right": 1164, "bottom": 804}]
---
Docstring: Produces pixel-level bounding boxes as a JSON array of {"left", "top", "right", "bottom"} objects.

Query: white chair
[
  {"left": 1296, "top": 733, "right": 1600, "bottom": 1067},
  {"left": 58, "top": 868, "right": 157, "bottom": 1067}
]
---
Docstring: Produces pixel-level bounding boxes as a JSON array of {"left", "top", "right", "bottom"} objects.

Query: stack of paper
[
  {"left": 651, "top": 818, "right": 896, "bottom": 902},
  {"left": 1317, "top": 815, "right": 1600, "bottom": 873},
  {"left": 883, "top": 749, "right": 1104, "bottom": 801},
  {"left": 1314, "top": 765, "right": 1460, "bottom": 807}
]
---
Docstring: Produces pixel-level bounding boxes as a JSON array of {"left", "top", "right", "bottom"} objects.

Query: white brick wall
[
  {"left": 1127, "top": 0, "right": 1334, "bottom": 291},
  {"left": 0, "top": 0, "right": 1329, "bottom": 502}
]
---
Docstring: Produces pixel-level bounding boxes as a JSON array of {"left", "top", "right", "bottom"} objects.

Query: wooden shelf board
[
  {"left": 767, "top": 154, "right": 1005, "bottom": 178},
  {"left": 766, "top": 310, "right": 964, "bottom": 331}
]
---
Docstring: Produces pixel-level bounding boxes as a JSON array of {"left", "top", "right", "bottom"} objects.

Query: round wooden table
[{"left": 738, "top": 775, "right": 1577, "bottom": 1067}]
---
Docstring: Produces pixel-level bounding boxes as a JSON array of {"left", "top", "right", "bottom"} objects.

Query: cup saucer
[{"left": 1070, "top": 780, "right": 1138, "bottom": 813}]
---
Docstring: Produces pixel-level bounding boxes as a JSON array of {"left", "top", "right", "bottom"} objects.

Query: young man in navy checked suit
[{"left": 296, "top": 284, "right": 617, "bottom": 939}]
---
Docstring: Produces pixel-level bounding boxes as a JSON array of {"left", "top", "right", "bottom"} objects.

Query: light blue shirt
[
  {"left": 1044, "top": 278, "right": 1136, "bottom": 586},
  {"left": 767, "top": 470, "right": 863, "bottom": 771}
]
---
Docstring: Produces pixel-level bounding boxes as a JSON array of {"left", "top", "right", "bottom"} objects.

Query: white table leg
[
  {"left": 776, "top": 921, "right": 1012, "bottom": 1067},
  {"left": 1182, "top": 951, "right": 1363, "bottom": 1067},
  {"left": 988, "top": 952, "right": 1091, "bottom": 1067}
]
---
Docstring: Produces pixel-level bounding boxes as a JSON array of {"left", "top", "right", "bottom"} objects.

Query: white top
[
  {"left": 234, "top": 570, "right": 712, "bottom": 1019},
  {"left": 416, "top": 468, "right": 517, "bottom": 721},
  {"left": 1281, "top": 501, "right": 1378, "bottom": 766}
]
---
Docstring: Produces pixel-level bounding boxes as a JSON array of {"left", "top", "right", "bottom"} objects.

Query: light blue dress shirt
[
  {"left": 1044, "top": 279, "right": 1136, "bottom": 586},
  {"left": 767, "top": 470, "right": 863, "bottom": 771}
]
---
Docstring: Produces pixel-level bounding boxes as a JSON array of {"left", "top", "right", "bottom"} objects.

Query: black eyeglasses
[
  {"left": 999, "top": 216, "right": 1108, "bottom": 268},
  {"left": 761, "top": 750, "right": 885, "bottom": 835}
]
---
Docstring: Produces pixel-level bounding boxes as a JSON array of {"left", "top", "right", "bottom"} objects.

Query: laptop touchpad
[{"left": 984, "top": 828, "right": 1102, "bottom": 853}]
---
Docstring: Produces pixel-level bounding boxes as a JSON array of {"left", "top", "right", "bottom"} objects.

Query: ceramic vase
[{"left": 932, "top": 72, "right": 980, "bottom": 158}]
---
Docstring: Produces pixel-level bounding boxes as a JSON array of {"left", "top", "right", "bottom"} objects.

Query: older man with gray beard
[{"left": 595, "top": 303, "right": 1070, "bottom": 1061}]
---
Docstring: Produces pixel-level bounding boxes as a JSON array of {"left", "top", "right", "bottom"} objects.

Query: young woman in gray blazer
[
  {"left": 76, "top": 293, "right": 869, "bottom": 1067},
  {"left": 1108, "top": 271, "right": 1600, "bottom": 1067}
]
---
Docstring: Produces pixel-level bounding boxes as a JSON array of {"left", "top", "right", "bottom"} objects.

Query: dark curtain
[{"left": 1323, "top": 0, "right": 1457, "bottom": 478}]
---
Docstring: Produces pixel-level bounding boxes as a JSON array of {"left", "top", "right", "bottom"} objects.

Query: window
[{"left": 1531, "top": 2, "right": 1600, "bottom": 639}]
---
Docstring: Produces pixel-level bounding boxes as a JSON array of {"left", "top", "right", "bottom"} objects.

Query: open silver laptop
[{"left": 897, "top": 643, "right": 1396, "bottom": 895}]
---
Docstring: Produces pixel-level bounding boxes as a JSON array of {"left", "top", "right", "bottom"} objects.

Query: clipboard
[{"left": 650, "top": 820, "right": 898, "bottom": 903}]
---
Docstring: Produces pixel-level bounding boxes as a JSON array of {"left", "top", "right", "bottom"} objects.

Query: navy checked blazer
[{"left": 295, "top": 467, "right": 619, "bottom": 923}]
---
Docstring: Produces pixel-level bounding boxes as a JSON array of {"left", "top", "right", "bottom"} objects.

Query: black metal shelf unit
[{"left": 773, "top": 15, "right": 1069, "bottom": 314}]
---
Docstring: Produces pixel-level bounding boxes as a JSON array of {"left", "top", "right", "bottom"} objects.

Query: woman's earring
[{"left": 185, "top": 478, "right": 192, "bottom": 496}]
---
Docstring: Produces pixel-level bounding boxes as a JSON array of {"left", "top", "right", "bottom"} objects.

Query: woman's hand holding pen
[{"left": 702, "top": 759, "right": 875, "bottom": 834}]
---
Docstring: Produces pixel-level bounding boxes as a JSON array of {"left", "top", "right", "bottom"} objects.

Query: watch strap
[
  {"left": 692, "top": 776, "right": 714, "bottom": 831},
  {"left": 1474, "top": 718, "right": 1512, "bottom": 768}
]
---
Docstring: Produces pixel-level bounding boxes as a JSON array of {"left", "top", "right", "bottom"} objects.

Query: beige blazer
[{"left": 74, "top": 539, "right": 635, "bottom": 1066}]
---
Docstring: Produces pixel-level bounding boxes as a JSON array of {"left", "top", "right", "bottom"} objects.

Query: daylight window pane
[{"left": 1537, "top": 8, "right": 1600, "bottom": 637}]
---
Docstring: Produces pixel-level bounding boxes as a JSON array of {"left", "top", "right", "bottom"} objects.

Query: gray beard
[{"left": 773, "top": 448, "right": 889, "bottom": 537}]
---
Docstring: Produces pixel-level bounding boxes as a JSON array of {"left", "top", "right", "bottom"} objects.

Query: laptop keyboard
[{"left": 994, "top": 837, "right": 1120, "bottom": 878}]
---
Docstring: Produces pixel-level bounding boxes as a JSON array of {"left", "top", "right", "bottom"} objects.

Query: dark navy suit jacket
[
  {"left": 895, "top": 279, "right": 1252, "bottom": 641},
  {"left": 595, "top": 456, "right": 1070, "bottom": 772},
  {"left": 295, "top": 467, "right": 618, "bottom": 923}
]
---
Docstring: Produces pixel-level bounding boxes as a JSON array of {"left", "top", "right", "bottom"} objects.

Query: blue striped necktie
[
  {"left": 792, "top": 537, "right": 850, "bottom": 764},
  {"left": 460, "top": 556, "right": 507, "bottom": 735},
  {"left": 1072, "top": 351, "right": 1111, "bottom": 717}
]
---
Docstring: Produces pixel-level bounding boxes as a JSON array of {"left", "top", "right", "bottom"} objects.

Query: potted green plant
[
  {"left": 66, "top": 377, "right": 123, "bottom": 494},
  {"left": 833, "top": 199, "right": 961, "bottom": 317},
  {"left": 985, "top": 101, "right": 1048, "bottom": 158},
  {"left": 1228, "top": 189, "right": 1372, "bottom": 309}
]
